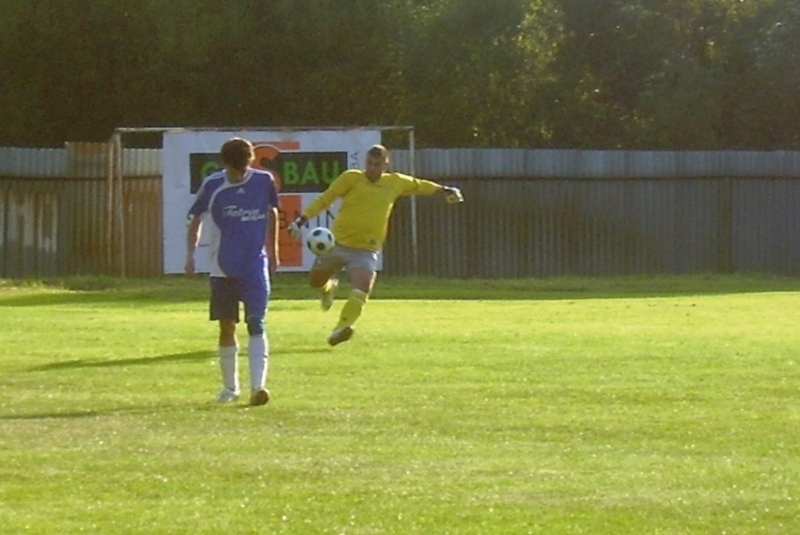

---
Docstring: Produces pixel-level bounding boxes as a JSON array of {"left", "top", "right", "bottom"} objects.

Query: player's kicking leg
[
  {"left": 327, "top": 265, "right": 376, "bottom": 346},
  {"left": 309, "top": 250, "right": 344, "bottom": 312},
  {"left": 319, "top": 278, "right": 338, "bottom": 311}
]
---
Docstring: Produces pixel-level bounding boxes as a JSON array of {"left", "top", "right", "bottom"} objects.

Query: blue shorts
[{"left": 209, "top": 276, "right": 270, "bottom": 323}]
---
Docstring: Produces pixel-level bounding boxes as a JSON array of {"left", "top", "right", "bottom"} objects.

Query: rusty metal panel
[
  {"left": 65, "top": 142, "right": 111, "bottom": 178},
  {"left": 122, "top": 148, "right": 162, "bottom": 177},
  {"left": 59, "top": 177, "right": 110, "bottom": 275},
  {"left": 122, "top": 177, "right": 163, "bottom": 277},
  {"left": 0, "top": 180, "right": 61, "bottom": 277},
  {"left": 0, "top": 175, "right": 163, "bottom": 278}
]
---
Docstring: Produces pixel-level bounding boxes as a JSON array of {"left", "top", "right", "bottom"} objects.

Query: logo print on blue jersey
[{"left": 223, "top": 205, "right": 266, "bottom": 222}]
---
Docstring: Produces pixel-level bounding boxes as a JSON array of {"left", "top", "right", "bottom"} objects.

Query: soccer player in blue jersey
[
  {"left": 288, "top": 144, "right": 463, "bottom": 346},
  {"left": 185, "top": 138, "right": 280, "bottom": 406}
]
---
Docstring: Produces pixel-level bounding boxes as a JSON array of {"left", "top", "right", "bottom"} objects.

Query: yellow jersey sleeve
[
  {"left": 393, "top": 172, "right": 442, "bottom": 197},
  {"left": 302, "top": 169, "right": 359, "bottom": 220}
]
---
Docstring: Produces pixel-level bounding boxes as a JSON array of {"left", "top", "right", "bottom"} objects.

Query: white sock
[
  {"left": 248, "top": 334, "right": 268, "bottom": 390},
  {"left": 218, "top": 345, "right": 239, "bottom": 392}
]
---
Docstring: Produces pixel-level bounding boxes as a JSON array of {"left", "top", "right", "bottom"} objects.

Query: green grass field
[{"left": 1, "top": 274, "right": 799, "bottom": 534}]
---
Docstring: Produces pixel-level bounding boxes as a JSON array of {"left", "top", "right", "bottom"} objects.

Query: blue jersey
[{"left": 188, "top": 168, "right": 279, "bottom": 279}]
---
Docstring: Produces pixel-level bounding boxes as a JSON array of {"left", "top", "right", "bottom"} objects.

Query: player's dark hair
[
  {"left": 220, "top": 137, "right": 255, "bottom": 171},
  {"left": 367, "top": 144, "right": 388, "bottom": 160}
]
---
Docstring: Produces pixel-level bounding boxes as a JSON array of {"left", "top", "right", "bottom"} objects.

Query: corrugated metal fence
[
  {"left": 0, "top": 144, "right": 161, "bottom": 278},
  {"left": 389, "top": 150, "right": 800, "bottom": 277},
  {"left": 2, "top": 145, "right": 800, "bottom": 278}
]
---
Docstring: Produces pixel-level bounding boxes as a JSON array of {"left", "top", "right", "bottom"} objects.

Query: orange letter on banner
[{"left": 278, "top": 194, "right": 303, "bottom": 267}]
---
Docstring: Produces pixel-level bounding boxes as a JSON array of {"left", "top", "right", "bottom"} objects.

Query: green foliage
[
  {"left": 0, "top": 0, "right": 798, "bottom": 148},
  {"left": 400, "top": 0, "right": 530, "bottom": 146}
]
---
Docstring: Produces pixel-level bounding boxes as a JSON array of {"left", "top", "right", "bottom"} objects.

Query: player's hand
[
  {"left": 268, "top": 253, "right": 279, "bottom": 276},
  {"left": 443, "top": 186, "right": 464, "bottom": 204},
  {"left": 185, "top": 254, "right": 196, "bottom": 277},
  {"left": 287, "top": 216, "right": 307, "bottom": 240}
]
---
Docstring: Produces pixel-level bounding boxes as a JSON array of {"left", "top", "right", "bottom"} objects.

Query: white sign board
[{"left": 162, "top": 129, "right": 380, "bottom": 274}]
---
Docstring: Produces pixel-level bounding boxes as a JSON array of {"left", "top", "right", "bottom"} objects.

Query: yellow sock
[{"left": 335, "top": 289, "right": 368, "bottom": 329}]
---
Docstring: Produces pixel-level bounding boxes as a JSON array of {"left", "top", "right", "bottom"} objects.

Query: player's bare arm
[
  {"left": 185, "top": 216, "right": 202, "bottom": 276},
  {"left": 289, "top": 171, "right": 354, "bottom": 240},
  {"left": 267, "top": 207, "right": 280, "bottom": 273}
]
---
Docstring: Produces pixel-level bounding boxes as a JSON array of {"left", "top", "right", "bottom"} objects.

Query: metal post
[
  {"left": 408, "top": 129, "right": 418, "bottom": 276},
  {"left": 106, "top": 135, "right": 116, "bottom": 274},
  {"left": 114, "top": 132, "right": 126, "bottom": 277}
]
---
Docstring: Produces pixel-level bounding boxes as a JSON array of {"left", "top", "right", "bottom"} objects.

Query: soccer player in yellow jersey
[{"left": 288, "top": 144, "right": 464, "bottom": 346}]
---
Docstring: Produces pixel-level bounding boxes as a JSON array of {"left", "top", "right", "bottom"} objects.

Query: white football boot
[{"left": 216, "top": 387, "right": 241, "bottom": 403}]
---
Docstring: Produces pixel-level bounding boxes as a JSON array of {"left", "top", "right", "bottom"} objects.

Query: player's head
[
  {"left": 220, "top": 137, "right": 255, "bottom": 172},
  {"left": 365, "top": 144, "right": 389, "bottom": 181}
]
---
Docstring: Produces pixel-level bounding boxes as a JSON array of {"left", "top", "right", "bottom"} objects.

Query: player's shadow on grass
[
  {"left": 1, "top": 398, "right": 288, "bottom": 420},
  {"left": 28, "top": 347, "right": 330, "bottom": 372},
  {"left": 29, "top": 350, "right": 212, "bottom": 371},
  {"left": 0, "top": 404, "right": 210, "bottom": 421}
]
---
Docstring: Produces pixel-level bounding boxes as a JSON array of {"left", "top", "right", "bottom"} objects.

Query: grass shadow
[
  {"left": 0, "top": 401, "right": 228, "bottom": 421},
  {"left": 27, "top": 347, "right": 331, "bottom": 372},
  {"left": 28, "top": 351, "right": 213, "bottom": 371}
]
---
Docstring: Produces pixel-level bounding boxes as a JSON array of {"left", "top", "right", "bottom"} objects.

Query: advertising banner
[{"left": 162, "top": 129, "right": 380, "bottom": 274}]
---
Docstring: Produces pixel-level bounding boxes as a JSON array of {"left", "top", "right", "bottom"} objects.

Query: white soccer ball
[{"left": 305, "top": 226, "right": 335, "bottom": 256}]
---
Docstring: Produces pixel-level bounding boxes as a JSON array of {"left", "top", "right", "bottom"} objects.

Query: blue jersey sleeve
[
  {"left": 188, "top": 172, "right": 224, "bottom": 220},
  {"left": 266, "top": 171, "right": 279, "bottom": 209}
]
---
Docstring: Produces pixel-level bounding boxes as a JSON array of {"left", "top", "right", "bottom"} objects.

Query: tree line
[{"left": 1, "top": 0, "right": 797, "bottom": 149}]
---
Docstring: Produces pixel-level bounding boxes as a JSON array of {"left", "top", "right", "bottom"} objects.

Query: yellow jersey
[{"left": 302, "top": 169, "right": 442, "bottom": 252}]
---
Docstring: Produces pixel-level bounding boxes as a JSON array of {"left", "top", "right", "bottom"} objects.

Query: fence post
[{"left": 112, "top": 132, "right": 126, "bottom": 277}]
